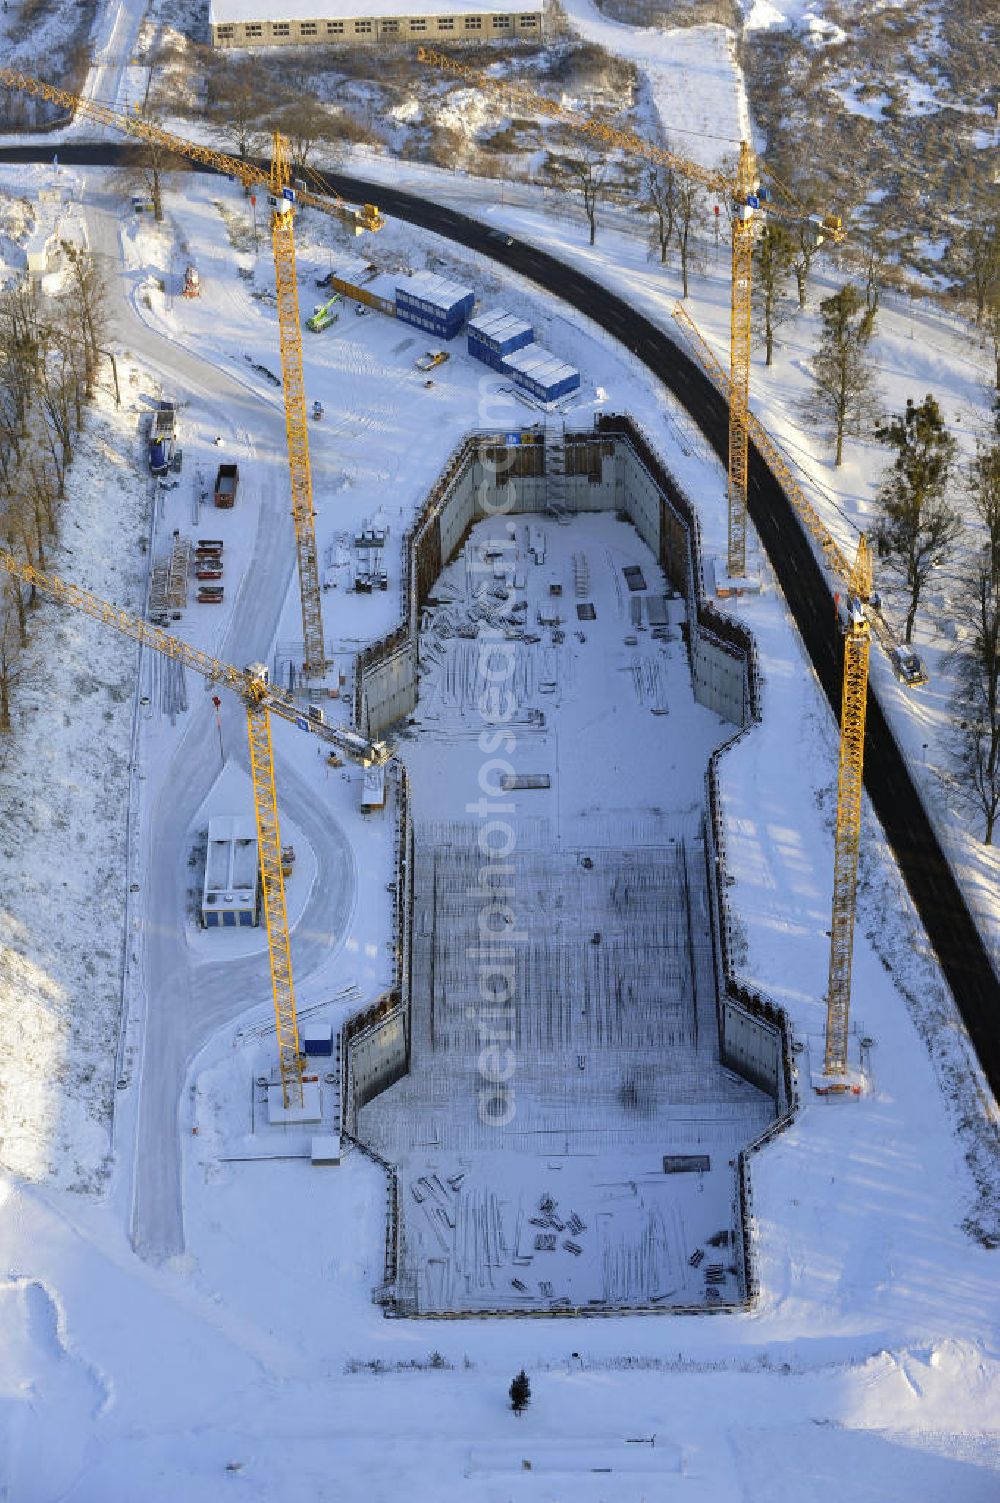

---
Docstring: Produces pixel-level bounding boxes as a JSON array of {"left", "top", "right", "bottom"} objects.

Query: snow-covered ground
[
  {"left": 559, "top": 0, "right": 749, "bottom": 165},
  {"left": 0, "top": 0, "right": 998, "bottom": 1494},
  {"left": 0, "top": 151, "right": 996, "bottom": 1500}
]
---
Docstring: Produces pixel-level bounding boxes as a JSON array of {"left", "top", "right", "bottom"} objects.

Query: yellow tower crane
[
  {"left": 674, "top": 303, "right": 884, "bottom": 1081},
  {"left": 824, "top": 534, "right": 873, "bottom": 1084},
  {"left": 0, "top": 68, "right": 383, "bottom": 681},
  {"left": 0, "top": 549, "right": 378, "bottom": 1107},
  {"left": 417, "top": 46, "right": 844, "bottom": 580}
]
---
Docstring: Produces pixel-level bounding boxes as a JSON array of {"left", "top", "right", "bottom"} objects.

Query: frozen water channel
[{"left": 360, "top": 512, "right": 775, "bottom": 1314}]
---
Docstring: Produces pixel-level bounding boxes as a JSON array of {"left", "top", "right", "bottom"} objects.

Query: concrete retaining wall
[
  {"left": 691, "top": 633, "right": 747, "bottom": 725},
  {"left": 346, "top": 1004, "right": 409, "bottom": 1122},
  {"left": 355, "top": 424, "right": 753, "bottom": 739},
  {"left": 719, "top": 998, "right": 784, "bottom": 1097},
  {"left": 357, "top": 632, "right": 416, "bottom": 743}
]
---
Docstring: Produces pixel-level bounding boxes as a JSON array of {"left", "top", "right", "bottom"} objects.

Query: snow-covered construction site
[
  {"left": 354, "top": 434, "right": 779, "bottom": 1315},
  {"left": 1, "top": 0, "right": 999, "bottom": 1495}
]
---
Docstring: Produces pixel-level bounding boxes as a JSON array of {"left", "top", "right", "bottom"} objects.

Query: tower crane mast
[
  {"left": 0, "top": 67, "right": 384, "bottom": 681},
  {"left": 0, "top": 549, "right": 321, "bottom": 1107},
  {"left": 417, "top": 47, "right": 844, "bottom": 581}
]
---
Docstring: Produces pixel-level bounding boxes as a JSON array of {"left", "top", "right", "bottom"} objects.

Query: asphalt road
[{"left": 5, "top": 140, "right": 997, "bottom": 1101}]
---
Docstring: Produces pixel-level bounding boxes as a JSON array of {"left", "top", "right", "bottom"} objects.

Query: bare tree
[
  {"left": 965, "top": 216, "right": 1000, "bottom": 325},
  {"left": 0, "top": 605, "right": 20, "bottom": 734},
  {"left": 645, "top": 166, "right": 675, "bottom": 265},
  {"left": 23, "top": 453, "right": 61, "bottom": 568},
  {"left": 0, "top": 280, "right": 43, "bottom": 433},
  {"left": 2, "top": 510, "right": 29, "bottom": 646},
  {"left": 952, "top": 567, "right": 1000, "bottom": 843},
  {"left": 270, "top": 95, "right": 337, "bottom": 177},
  {"left": 753, "top": 223, "right": 794, "bottom": 365},
  {"left": 59, "top": 243, "right": 108, "bottom": 395},
  {"left": 984, "top": 296, "right": 1000, "bottom": 396},
  {"left": 569, "top": 154, "right": 603, "bottom": 246},
  {"left": 790, "top": 219, "right": 822, "bottom": 310},
  {"left": 675, "top": 180, "right": 703, "bottom": 299},
  {"left": 36, "top": 333, "right": 79, "bottom": 497},
  {"left": 207, "top": 55, "right": 269, "bottom": 174},
  {"left": 862, "top": 232, "right": 888, "bottom": 316},
  {"left": 809, "top": 283, "right": 877, "bottom": 465},
  {"left": 874, "top": 394, "right": 962, "bottom": 642},
  {"left": 121, "top": 117, "right": 190, "bottom": 222}
]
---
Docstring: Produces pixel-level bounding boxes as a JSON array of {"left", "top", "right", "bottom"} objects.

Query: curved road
[
  {"left": 85, "top": 188, "right": 357, "bottom": 1259},
  {"left": 5, "top": 142, "right": 998, "bottom": 1109}
]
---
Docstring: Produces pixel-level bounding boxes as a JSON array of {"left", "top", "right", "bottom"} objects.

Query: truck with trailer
[
  {"left": 148, "top": 402, "right": 177, "bottom": 475},
  {"left": 214, "top": 463, "right": 239, "bottom": 508}
]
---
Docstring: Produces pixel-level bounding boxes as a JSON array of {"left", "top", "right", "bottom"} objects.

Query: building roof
[
  {"left": 203, "top": 816, "right": 259, "bottom": 910},
  {"left": 366, "top": 271, "right": 399, "bottom": 303},
  {"left": 396, "top": 269, "right": 475, "bottom": 312},
  {"left": 211, "top": 0, "right": 540, "bottom": 23}
]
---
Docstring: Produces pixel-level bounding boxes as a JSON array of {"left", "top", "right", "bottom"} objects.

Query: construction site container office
[
  {"left": 208, "top": 0, "right": 543, "bottom": 48},
  {"left": 395, "top": 271, "right": 475, "bottom": 340},
  {"left": 467, "top": 309, "right": 534, "bottom": 371},
  {"left": 502, "top": 343, "right": 580, "bottom": 404},
  {"left": 202, "top": 816, "right": 260, "bottom": 927}
]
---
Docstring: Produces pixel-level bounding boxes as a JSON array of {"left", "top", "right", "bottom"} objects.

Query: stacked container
[
  {"left": 467, "top": 308, "right": 535, "bottom": 371},
  {"left": 502, "top": 343, "right": 581, "bottom": 404},
  {"left": 395, "top": 271, "right": 475, "bottom": 340}
]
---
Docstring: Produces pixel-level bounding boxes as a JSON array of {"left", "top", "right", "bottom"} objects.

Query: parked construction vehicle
[
  {"left": 214, "top": 463, "right": 239, "bottom": 508},
  {"left": 148, "top": 402, "right": 177, "bottom": 476},
  {"left": 306, "top": 293, "right": 340, "bottom": 332},
  {"left": 415, "top": 350, "right": 449, "bottom": 372}
]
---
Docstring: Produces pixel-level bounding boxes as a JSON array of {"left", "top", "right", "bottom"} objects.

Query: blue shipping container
[
  {"left": 468, "top": 309, "right": 534, "bottom": 370},
  {"left": 396, "top": 270, "right": 475, "bottom": 341},
  {"left": 502, "top": 342, "right": 581, "bottom": 404}
]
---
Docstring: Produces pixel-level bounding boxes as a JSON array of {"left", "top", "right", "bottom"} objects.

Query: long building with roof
[{"left": 209, "top": 0, "right": 543, "bottom": 48}]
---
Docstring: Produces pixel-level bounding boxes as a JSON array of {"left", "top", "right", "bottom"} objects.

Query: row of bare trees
[
  {"left": 127, "top": 58, "right": 361, "bottom": 227},
  {"left": 0, "top": 249, "right": 108, "bottom": 732}
]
